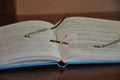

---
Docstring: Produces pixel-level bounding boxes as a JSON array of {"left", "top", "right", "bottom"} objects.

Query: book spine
[{"left": 57, "top": 60, "right": 68, "bottom": 68}]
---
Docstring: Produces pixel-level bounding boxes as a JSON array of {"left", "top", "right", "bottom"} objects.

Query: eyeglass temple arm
[
  {"left": 94, "top": 38, "right": 120, "bottom": 48},
  {"left": 25, "top": 13, "right": 70, "bottom": 38}
]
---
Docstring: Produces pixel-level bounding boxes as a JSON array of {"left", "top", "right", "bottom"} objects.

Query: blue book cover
[{"left": 0, "top": 60, "right": 120, "bottom": 70}]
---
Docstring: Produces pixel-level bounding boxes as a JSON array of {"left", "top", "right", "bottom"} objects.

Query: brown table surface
[
  {"left": 0, "top": 12, "right": 120, "bottom": 80},
  {"left": 0, "top": 64, "right": 120, "bottom": 80}
]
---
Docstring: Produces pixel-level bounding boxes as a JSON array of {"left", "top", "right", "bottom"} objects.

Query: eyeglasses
[{"left": 25, "top": 13, "right": 120, "bottom": 48}]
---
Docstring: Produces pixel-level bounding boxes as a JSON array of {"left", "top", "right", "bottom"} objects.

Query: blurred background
[{"left": 0, "top": 0, "right": 120, "bottom": 26}]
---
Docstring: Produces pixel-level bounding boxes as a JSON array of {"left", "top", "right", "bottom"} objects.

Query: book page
[
  {"left": 0, "top": 21, "right": 61, "bottom": 65},
  {"left": 56, "top": 17, "right": 120, "bottom": 62}
]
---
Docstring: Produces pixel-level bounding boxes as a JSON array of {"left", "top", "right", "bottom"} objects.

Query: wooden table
[
  {"left": 0, "top": 12, "right": 120, "bottom": 80},
  {"left": 0, "top": 64, "right": 120, "bottom": 80}
]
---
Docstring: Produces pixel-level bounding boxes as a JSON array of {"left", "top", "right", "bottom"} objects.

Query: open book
[{"left": 0, "top": 17, "right": 120, "bottom": 69}]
